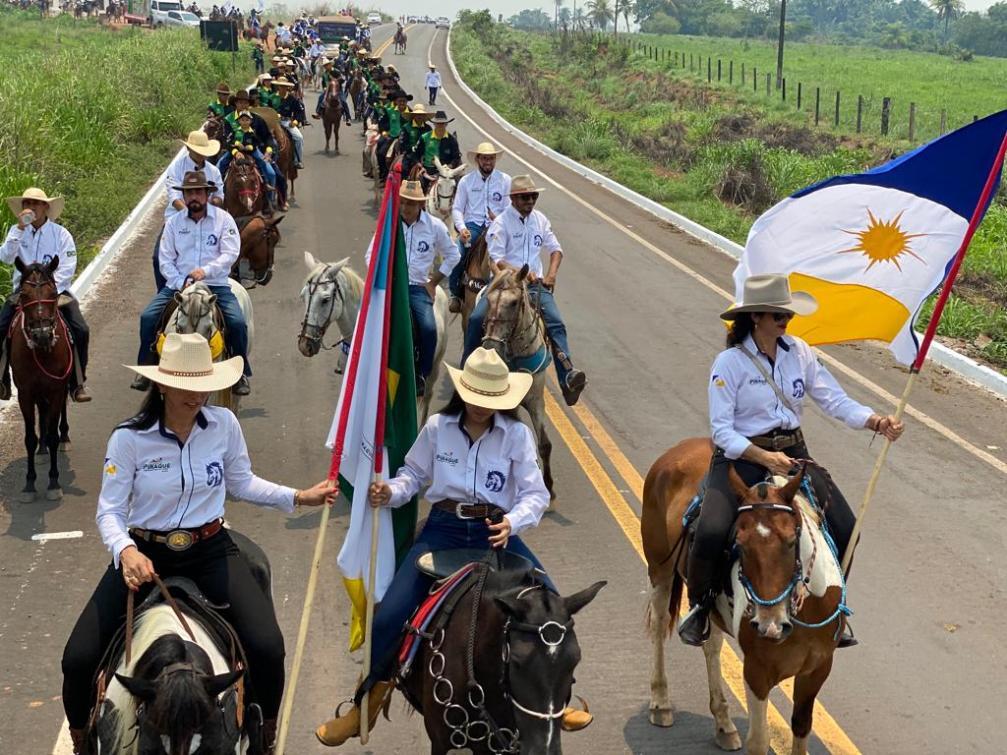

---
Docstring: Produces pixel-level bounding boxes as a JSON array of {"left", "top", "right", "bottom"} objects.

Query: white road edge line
[
  {"left": 436, "top": 28, "right": 1007, "bottom": 478},
  {"left": 31, "top": 531, "right": 83, "bottom": 542}
]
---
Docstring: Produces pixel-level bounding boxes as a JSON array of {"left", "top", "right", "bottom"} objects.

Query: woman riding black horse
[{"left": 60, "top": 333, "right": 336, "bottom": 754}]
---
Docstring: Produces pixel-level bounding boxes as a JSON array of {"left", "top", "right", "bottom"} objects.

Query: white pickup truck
[{"left": 148, "top": 0, "right": 183, "bottom": 27}]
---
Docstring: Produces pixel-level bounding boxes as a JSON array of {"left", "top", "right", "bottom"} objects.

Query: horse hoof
[
  {"left": 59, "top": 441, "right": 71, "bottom": 451},
  {"left": 242, "top": 279, "right": 257, "bottom": 290},
  {"left": 715, "top": 729, "right": 742, "bottom": 751},
  {"left": 649, "top": 707, "right": 675, "bottom": 728},
  {"left": 36, "top": 447, "right": 47, "bottom": 456},
  {"left": 258, "top": 270, "right": 273, "bottom": 286},
  {"left": 19, "top": 491, "right": 36, "bottom": 503},
  {"left": 45, "top": 487, "right": 63, "bottom": 501}
]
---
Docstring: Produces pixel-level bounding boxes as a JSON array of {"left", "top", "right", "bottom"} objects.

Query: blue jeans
[
  {"left": 463, "top": 282, "right": 573, "bottom": 383},
  {"left": 409, "top": 285, "right": 437, "bottom": 378},
  {"left": 448, "top": 221, "right": 486, "bottom": 299},
  {"left": 218, "top": 149, "right": 276, "bottom": 188},
  {"left": 138, "top": 285, "right": 251, "bottom": 376},
  {"left": 367, "top": 508, "right": 553, "bottom": 685}
]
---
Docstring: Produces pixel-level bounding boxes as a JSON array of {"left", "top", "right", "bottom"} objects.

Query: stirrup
[{"left": 677, "top": 603, "right": 711, "bottom": 646}]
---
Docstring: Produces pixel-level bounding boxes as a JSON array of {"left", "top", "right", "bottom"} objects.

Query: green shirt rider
[{"left": 207, "top": 81, "right": 234, "bottom": 119}]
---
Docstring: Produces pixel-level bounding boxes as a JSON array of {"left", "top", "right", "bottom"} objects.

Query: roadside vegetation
[
  {"left": 452, "top": 11, "right": 1007, "bottom": 371},
  {"left": 0, "top": 6, "right": 255, "bottom": 299}
]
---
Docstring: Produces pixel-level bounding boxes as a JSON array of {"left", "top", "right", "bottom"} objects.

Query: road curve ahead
[{"left": 1, "top": 21, "right": 1005, "bottom": 755}]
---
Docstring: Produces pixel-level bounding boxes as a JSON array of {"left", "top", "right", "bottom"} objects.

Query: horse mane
[
  {"left": 134, "top": 635, "right": 214, "bottom": 734},
  {"left": 485, "top": 266, "right": 520, "bottom": 294},
  {"left": 304, "top": 261, "right": 364, "bottom": 301},
  {"left": 768, "top": 475, "right": 821, "bottom": 525}
]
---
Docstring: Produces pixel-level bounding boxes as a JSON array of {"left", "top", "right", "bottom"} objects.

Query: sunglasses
[
  {"left": 771, "top": 312, "right": 794, "bottom": 323},
  {"left": 515, "top": 193, "right": 539, "bottom": 201}
]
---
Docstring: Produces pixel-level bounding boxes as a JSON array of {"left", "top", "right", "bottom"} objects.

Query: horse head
[
  {"left": 493, "top": 580, "right": 606, "bottom": 754},
  {"left": 730, "top": 465, "right": 807, "bottom": 642},
  {"left": 115, "top": 636, "right": 243, "bottom": 755},
  {"left": 172, "top": 283, "right": 219, "bottom": 347},
  {"left": 14, "top": 257, "right": 60, "bottom": 350},
  {"left": 239, "top": 214, "right": 284, "bottom": 286},
  {"left": 229, "top": 155, "right": 263, "bottom": 215},
  {"left": 299, "top": 252, "right": 355, "bottom": 358},
  {"left": 481, "top": 266, "right": 540, "bottom": 363}
]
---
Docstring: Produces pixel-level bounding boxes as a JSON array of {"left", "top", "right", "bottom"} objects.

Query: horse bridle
[
  {"left": 14, "top": 272, "right": 75, "bottom": 379},
  {"left": 299, "top": 265, "right": 347, "bottom": 351},
  {"left": 482, "top": 281, "right": 544, "bottom": 361},
  {"left": 735, "top": 500, "right": 807, "bottom": 617},
  {"left": 232, "top": 157, "right": 262, "bottom": 203},
  {"left": 433, "top": 177, "right": 456, "bottom": 212}
]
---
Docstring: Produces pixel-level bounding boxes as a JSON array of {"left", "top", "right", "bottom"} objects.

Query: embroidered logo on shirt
[
  {"left": 435, "top": 451, "right": 459, "bottom": 467},
  {"left": 712, "top": 374, "right": 726, "bottom": 388},
  {"left": 417, "top": 240, "right": 430, "bottom": 253},
  {"left": 140, "top": 459, "right": 172, "bottom": 472},
  {"left": 491, "top": 192, "right": 503, "bottom": 201},
  {"left": 532, "top": 234, "right": 543, "bottom": 247},
  {"left": 206, "top": 234, "right": 219, "bottom": 246},
  {"left": 205, "top": 461, "right": 223, "bottom": 487},
  {"left": 485, "top": 470, "right": 506, "bottom": 492},
  {"left": 104, "top": 463, "right": 117, "bottom": 476},
  {"left": 792, "top": 379, "right": 806, "bottom": 399},
  {"left": 748, "top": 377, "right": 768, "bottom": 385}
]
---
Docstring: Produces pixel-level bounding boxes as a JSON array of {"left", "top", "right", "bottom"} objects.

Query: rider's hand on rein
[{"left": 120, "top": 546, "right": 157, "bottom": 592}]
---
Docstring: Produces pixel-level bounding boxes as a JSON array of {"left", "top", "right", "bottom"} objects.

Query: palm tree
[
  {"left": 587, "top": 0, "right": 613, "bottom": 31},
  {"left": 930, "top": 0, "right": 965, "bottom": 40}
]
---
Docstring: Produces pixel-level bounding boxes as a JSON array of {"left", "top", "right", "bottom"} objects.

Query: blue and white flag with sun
[{"left": 736, "top": 109, "right": 1007, "bottom": 365}]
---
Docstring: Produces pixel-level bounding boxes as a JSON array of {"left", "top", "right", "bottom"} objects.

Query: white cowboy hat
[
  {"left": 467, "top": 141, "right": 503, "bottom": 161},
  {"left": 126, "top": 333, "right": 242, "bottom": 392},
  {"left": 180, "top": 130, "right": 220, "bottom": 158},
  {"left": 273, "top": 77, "right": 295, "bottom": 88},
  {"left": 399, "top": 180, "right": 428, "bottom": 201},
  {"left": 720, "top": 274, "right": 818, "bottom": 320},
  {"left": 6, "top": 187, "right": 64, "bottom": 221},
  {"left": 258, "top": 72, "right": 274, "bottom": 81},
  {"left": 445, "top": 348, "right": 533, "bottom": 411},
  {"left": 508, "top": 175, "right": 546, "bottom": 195},
  {"left": 408, "top": 103, "right": 430, "bottom": 117}
]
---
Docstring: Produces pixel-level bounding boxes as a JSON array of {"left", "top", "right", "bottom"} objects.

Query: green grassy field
[
  {"left": 631, "top": 32, "right": 1007, "bottom": 143},
  {"left": 0, "top": 7, "right": 255, "bottom": 298},
  {"left": 453, "top": 19, "right": 1007, "bottom": 371}
]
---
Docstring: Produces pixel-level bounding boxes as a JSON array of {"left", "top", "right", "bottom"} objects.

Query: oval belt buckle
[{"left": 165, "top": 530, "right": 195, "bottom": 551}]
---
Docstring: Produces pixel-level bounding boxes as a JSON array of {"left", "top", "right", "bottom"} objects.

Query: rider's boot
[
  {"left": 68, "top": 727, "right": 87, "bottom": 754},
  {"left": 561, "top": 369, "right": 587, "bottom": 406},
  {"left": 130, "top": 374, "right": 151, "bottom": 392},
  {"left": 560, "top": 695, "right": 593, "bottom": 732},
  {"left": 233, "top": 375, "right": 251, "bottom": 396},
  {"left": 679, "top": 557, "right": 719, "bottom": 646},
  {"left": 70, "top": 384, "right": 92, "bottom": 403},
  {"left": 837, "top": 620, "right": 858, "bottom": 649},
  {"left": 315, "top": 680, "right": 394, "bottom": 747},
  {"left": 262, "top": 718, "right": 278, "bottom": 754},
  {"left": 448, "top": 295, "right": 462, "bottom": 314}
]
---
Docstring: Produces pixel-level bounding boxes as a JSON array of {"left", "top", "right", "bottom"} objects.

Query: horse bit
[
  {"left": 299, "top": 266, "right": 347, "bottom": 352},
  {"left": 482, "top": 282, "right": 545, "bottom": 362}
]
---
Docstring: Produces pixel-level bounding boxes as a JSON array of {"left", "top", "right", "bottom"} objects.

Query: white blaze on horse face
[{"left": 755, "top": 523, "right": 772, "bottom": 538}]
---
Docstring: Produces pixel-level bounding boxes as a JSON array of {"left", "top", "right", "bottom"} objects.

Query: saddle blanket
[{"left": 397, "top": 563, "right": 477, "bottom": 675}]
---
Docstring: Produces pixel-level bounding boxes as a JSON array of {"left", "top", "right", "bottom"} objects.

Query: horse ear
[
  {"left": 304, "top": 250, "right": 318, "bottom": 270},
  {"left": 47, "top": 255, "right": 59, "bottom": 273},
  {"left": 267, "top": 213, "right": 285, "bottom": 227},
  {"left": 14, "top": 257, "right": 26, "bottom": 273},
  {"left": 207, "top": 293, "right": 218, "bottom": 305},
  {"left": 727, "top": 466, "right": 751, "bottom": 504},
  {"left": 173, "top": 291, "right": 185, "bottom": 305},
  {"left": 202, "top": 667, "right": 244, "bottom": 698},
  {"left": 115, "top": 674, "right": 158, "bottom": 702},
  {"left": 517, "top": 264, "right": 530, "bottom": 281},
  {"left": 779, "top": 463, "right": 805, "bottom": 504},
  {"left": 563, "top": 580, "right": 606, "bottom": 616},
  {"left": 330, "top": 256, "right": 350, "bottom": 273}
]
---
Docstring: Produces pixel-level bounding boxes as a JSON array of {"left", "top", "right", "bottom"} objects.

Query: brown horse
[
  {"left": 393, "top": 27, "right": 407, "bottom": 54},
  {"left": 348, "top": 71, "right": 365, "bottom": 121},
  {"left": 10, "top": 258, "right": 73, "bottom": 503},
  {"left": 223, "top": 152, "right": 266, "bottom": 218},
  {"left": 252, "top": 106, "right": 296, "bottom": 209},
  {"left": 642, "top": 441, "right": 848, "bottom": 754},
  {"left": 242, "top": 20, "right": 272, "bottom": 48},
  {"left": 460, "top": 233, "right": 491, "bottom": 335},
  {"left": 321, "top": 79, "right": 343, "bottom": 154},
  {"left": 233, "top": 214, "right": 284, "bottom": 289}
]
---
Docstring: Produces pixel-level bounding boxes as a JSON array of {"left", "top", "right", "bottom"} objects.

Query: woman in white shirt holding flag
[{"left": 677, "top": 274, "right": 905, "bottom": 648}]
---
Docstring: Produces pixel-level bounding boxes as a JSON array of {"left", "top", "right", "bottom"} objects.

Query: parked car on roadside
[
  {"left": 366, "top": 11, "right": 382, "bottom": 24},
  {"left": 165, "top": 9, "right": 200, "bottom": 26},
  {"left": 435, "top": 16, "right": 450, "bottom": 28}
]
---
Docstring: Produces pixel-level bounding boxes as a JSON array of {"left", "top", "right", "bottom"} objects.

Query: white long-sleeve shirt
[
  {"left": 158, "top": 204, "right": 240, "bottom": 291},
  {"left": 709, "top": 334, "right": 875, "bottom": 459},
  {"left": 164, "top": 152, "right": 224, "bottom": 218},
  {"left": 485, "top": 205, "right": 561, "bottom": 278},
  {"left": 1, "top": 220, "right": 77, "bottom": 293},
  {"left": 425, "top": 70, "right": 442, "bottom": 89},
  {"left": 97, "top": 406, "right": 295, "bottom": 567},
  {"left": 365, "top": 212, "right": 459, "bottom": 285},
  {"left": 386, "top": 412, "right": 549, "bottom": 535},
  {"left": 451, "top": 169, "right": 511, "bottom": 231}
]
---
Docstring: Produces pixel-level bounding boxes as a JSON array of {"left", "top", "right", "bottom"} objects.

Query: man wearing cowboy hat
[
  {"left": 424, "top": 64, "right": 441, "bottom": 106},
  {"left": 135, "top": 171, "right": 252, "bottom": 396},
  {"left": 207, "top": 81, "right": 233, "bottom": 119},
  {"left": 398, "top": 102, "right": 432, "bottom": 158},
  {"left": 274, "top": 77, "right": 307, "bottom": 169},
  {"left": 1, "top": 188, "right": 91, "bottom": 402},
  {"left": 408, "top": 110, "right": 461, "bottom": 193},
  {"left": 365, "top": 180, "right": 457, "bottom": 397},
  {"left": 447, "top": 141, "right": 512, "bottom": 313},
  {"left": 312, "top": 61, "right": 352, "bottom": 126},
  {"left": 375, "top": 89, "right": 412, "bottom": 184},
  {"left": 463, "top": 175, "right": 588, "bottom": 406},
  {"left": 153, "top": 131, "right": 225, "bottom": 290},
  {"left": 257, "top": 73, "right": 282, "bottom": 111}
]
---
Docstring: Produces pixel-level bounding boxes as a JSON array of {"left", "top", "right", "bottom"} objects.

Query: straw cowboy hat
[
  {"left": 429, "top": 110, "right": 453, "bottom": 125},
  {"left": 468, "top": 141, "right": 503, "bottom": 161},
  {"left": 215, "top": 81, "right": 231, "bottom": 96},
  {"left": 509, "top": 175, "right": 547, "bottom": 195},
  {"left": 180, "top": 130, "right": 220, "bottom": 158},
  {"left": 408, "top": 103, "right": 431, "bottom": 117},
  {"left": 258, "top": 72, "right": 274, "bottom": 82},
  {"left": 399, "top": 180, "right": 428, "bottom": 201},
  {"left": 6, "top": 187, "right": 64, "bottom": 221},
  {"left": 127, "top": 333, "right": 242, "bottom": 392},
  {"left": 445, "top": 347, "right": 533, "bottom": 411},
  {"left": 273, "top": 77, "right": 295, "bottom": 89},
  {"left": 720, "top": 273, "right": 818, "bottom": 320},
  {"left": 171, "top": 170, "right": 218, "bottom": 192}
]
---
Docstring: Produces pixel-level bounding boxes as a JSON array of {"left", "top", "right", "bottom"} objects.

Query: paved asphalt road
[{"left": 2, "top": 22, "right": 1006, "bottom": 755}]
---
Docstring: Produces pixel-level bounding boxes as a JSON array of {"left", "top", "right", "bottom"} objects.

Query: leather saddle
[{"left": 416, "top": 547, "right": 534, "bottom": 580}]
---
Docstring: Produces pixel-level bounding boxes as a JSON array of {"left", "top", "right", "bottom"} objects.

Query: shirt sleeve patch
[{"left": 712, "top": 374, "right": 726, "bottom": 388}]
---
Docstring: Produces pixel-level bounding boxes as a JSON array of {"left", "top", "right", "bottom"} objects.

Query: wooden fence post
[
  {"left": 729, "top": 60, "right": 733, "bottom": 84},
  {"left": 753, "top": 66, "right": 757, "bottom": 91},
  {"left": 717, "top": 58, "right": 722, "bottom": 81},
  {"left": 742, "top": 62, "right": 745, "bottom": 85},
  {"left": 707, "top": 57, "right": 712, "bottom": 82},
  {"left": 940, "top": 109, "right": 947, "bottom": 133},
  {"left": 690, "top": 53, "right": 693, "bottom": 71},
  {"left": 766, "top": 72, "right": 770, "bottom": 95},
  {"left": 909, "top": 102, "right": 916, "bottom": 141},
  {"left": 674, "top": 51, "right": 678, "bottom": 66},
  {"left": 856, "top": 95, "right": 863, "bottom": 133},
  {"left": 815, "top": 87, "right": 820, "bottom": 125},
  {"left": 782, "top": 77, "right": 787, "bottom": 101},
  {"left": 797, "top": 82, "right": 802, "bottom": 110},
  {"left": 881, "top": 97, "right": 891, "bottom": 136},
  {"left": 834, "top": 91, "right": 840, "bottom": 127}
]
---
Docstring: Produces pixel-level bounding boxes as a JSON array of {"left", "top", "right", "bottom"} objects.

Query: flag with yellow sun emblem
[{"left": 735, "top": 109, "right": 1007, "bottom": 365}]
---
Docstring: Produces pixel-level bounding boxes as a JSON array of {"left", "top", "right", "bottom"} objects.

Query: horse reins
[
  {"left": 15, "top": 273, "right": 74, "bottom": 381},
  {"left": 300, "top": 265, "right": 347, "bottom": 351},
  {"left": 482, "top": 280, "right": 545, "bottom": 361},
  {"left": 124, "top": 574, "right": 198, "bottom": 666}
]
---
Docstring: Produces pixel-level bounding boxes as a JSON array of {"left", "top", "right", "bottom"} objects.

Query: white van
[{"left": 149, "top": 0, "right": 183, "bottom": 27}]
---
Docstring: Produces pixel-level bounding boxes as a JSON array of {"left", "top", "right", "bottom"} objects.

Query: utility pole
[{"left": 775, "top": 0, "right": 787, "bottom": 90}]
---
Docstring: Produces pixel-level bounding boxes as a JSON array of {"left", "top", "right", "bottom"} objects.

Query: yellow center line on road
[{"left": 435, "top": 31, "right": 1007, "bottom": 481}]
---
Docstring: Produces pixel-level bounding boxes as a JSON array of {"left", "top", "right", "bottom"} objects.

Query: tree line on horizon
[{"left": 506, "top": 0, "right": 1007, "bottom": 59}]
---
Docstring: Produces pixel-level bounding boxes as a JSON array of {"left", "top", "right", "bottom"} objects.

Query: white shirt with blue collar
[
  {"left": 385, "top": 411, "right": 549, "bottom": 535},
  {"left": 158, "top": 204, "right": 240, "bottom": 291},
  {"left": 485, "top": 205, "right": 561, "bottom": 279},
  {"left": 708, "top": 334, "right": 874, "bottom": 460},
  {"left": 1, "top": 219, "right": 77, "bottom": 293},
  {"left": 365, "top": 211, "right": 459, "bottom": 286},
  {"left": 96, "top": 406, "right": 295, "bottom": 567}
]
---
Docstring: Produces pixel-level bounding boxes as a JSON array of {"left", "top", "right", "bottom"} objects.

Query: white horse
[
  {"left": 426, "top": 158, "right": 467, "bottom": 239},
  {"left": 298, "top": 251, "right": 448, "bottom": 424},
  {"left": 165, "top": 280, "right": 253, "bottom": 410}
]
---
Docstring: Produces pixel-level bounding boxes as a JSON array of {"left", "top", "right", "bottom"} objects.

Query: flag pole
[
  {"left": 275, "top": 175, "right": 397, "bottom": 755},
  {"left": 360, "top": 170, "right": 401, "bottom": 745},
  {"left": 841, "top": 128, "right": 1007, "bottom": 574}
]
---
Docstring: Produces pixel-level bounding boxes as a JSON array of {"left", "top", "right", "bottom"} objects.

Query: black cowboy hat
[
  {"left": 429, "top": 110, "right": 453, "bottom": 125},
  {"left": 233, "top": 89, "right": 252, "bottom": 101},
  {"left": 171, "top": 170, "right": 218, "bottom": 192},
  {"left": 390, "top": 90, "right": 413, "bottom": 102}
]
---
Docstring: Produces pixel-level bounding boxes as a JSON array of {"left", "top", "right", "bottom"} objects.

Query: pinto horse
[
  {"left": 642, "top": 442, "right": 848, "bottom": 754},
  {"left": 233, "top": 214, "right": 284, "bottom": 289},
  {"left": 321, "top": 79, "right": 343, "bottom": 154},
  {"left": 400, "top": 561, "right": 604, "bottom": 755},
  {"left": 223, "top": 152, "right": 266, "bottom": 218},
  {"left": 10, "top": 258, "right": 72, "bottom": 502}
]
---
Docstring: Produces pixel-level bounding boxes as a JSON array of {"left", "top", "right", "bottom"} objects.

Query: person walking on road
[{"left": 424, "top": 64, "right": 441, "bottom": 105}]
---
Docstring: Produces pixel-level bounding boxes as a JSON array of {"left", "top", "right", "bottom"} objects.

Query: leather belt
[
  {"left": 433, "top": 500, "right": 506, "bottom": 522},
  {"left": 749, "top": 428, "right": 804, "bottom": 452},
  {"left": 130, "top": 518, "right": 224, "bottom": 552}
]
